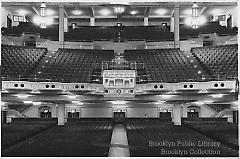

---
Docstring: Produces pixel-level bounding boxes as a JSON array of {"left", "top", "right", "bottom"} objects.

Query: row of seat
[
  {"left": 31, "top": 48, "right": 114, "bottom": 83},
  {"left": 183, "top": 120, "right": 238, "bottom": 150},
  {"left": 126, "top": 119, "right": 238, "bottom": 157},
  {"left": 2, "top": 119, "right": 113, "bottom": 157},
  {"left": 1, "top": 45, "right": 47, "bottom": 80},
  {"left": 2, "top": 22, "right": 237, "bottom": 41},
  {"left": 1, "top": 119, "right": 57, "bottom": 149},
  {"left": 124, "top": 48, "right": 206, "bottom": 83},
  {"left": 1, "top": 44, "right": 237, "bottom": 83},
  {"left": 191, "top": 44, "right": 237, "bottom": 80}
]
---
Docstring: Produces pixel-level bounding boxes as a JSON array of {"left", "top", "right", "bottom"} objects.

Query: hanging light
[
  {"left": 40, "top": 2, "right": 47, "bottom": 28},
  {"left": 191, "top": 2, "right": 199, "bottom": 29},
  {"left": 114, "top": 6, "right": 125, "bottom": 14}
]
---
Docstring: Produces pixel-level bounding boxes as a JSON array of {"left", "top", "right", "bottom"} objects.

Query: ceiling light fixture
[
  {"left": 110, "top": 101, "right": 127, "bottom": 105},
  {"left": 68, "top": 95, "right": 77, "bottom": 99},
  {"left": 72, "top": 9, "right": 82, "bottom": 15},
  {"left": 204, "top": 100, "right": 214, "bottom": 103},
  {"left": 33, "top": 102, "right": 41, "bottom": 105},
  {"left": 191, "top": 2, "right": 199, "bottom": 29},
  {"left": 130, "top": 10, "right": 137, "bottom": 15},
  {"left": 99, "top": 8, "right": 111, "bottom": 16},
  {"left": 23, "top": 101, "right": 33, "bottom": 104},
  {"left": 15, "top": 94, "right": 31, "bottom": 99},
  {"left": 210, "top": 94, "right": 225, "bottom": 98},
  {"left": 193, "top": 101, "right": 204, "bottom": 105},
  {"left": 155, "top": 8, "right": 168, "bottom": 15},
  {"left": 1, "top": 90, "right": 9, "bottom": 93},
  {"left": 40, "top": 2, "right": 47, "bottom": 28},
  {"left": 114, "top": 6, "right": 125, "bottom": 14},
  {"left": 154, "top": 101, "right": 166, "bottom": 104}
]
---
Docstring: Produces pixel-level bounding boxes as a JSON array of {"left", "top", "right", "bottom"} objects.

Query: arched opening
[
  {"left": 187, "top": 106, "right": 200, "bottom": 118},
  {"left": 39, "top": 106, "right": 52, "bottom": 118}
]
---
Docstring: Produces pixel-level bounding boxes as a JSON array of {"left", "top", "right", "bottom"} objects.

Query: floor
[{"left": 108, "top": 124, "right": 130, "bottom": 157}]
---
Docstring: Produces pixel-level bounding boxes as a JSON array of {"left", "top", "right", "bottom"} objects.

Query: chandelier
[
  {"left": 191, "top": 2, "right": 199, "bottom": 29},
  {"left": 40, "top": 2, "right": 47, "bottom": 28}
]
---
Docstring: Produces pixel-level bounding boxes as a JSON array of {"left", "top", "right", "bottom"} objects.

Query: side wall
[{"left": 21, "top": 103, "right": 218, "bottom": 118}]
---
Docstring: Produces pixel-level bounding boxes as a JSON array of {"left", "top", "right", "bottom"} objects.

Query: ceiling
[{"left": 2, "top": 2, "right": 237, "bottom": 20}]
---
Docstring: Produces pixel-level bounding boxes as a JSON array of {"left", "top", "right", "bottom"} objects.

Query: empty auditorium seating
[
  {"left": 2, "top": 22, "right": 59, "bottom": 40},
  {"left": 31, "top": 48, "right": 114, "bottom": 83},
  {"left": 2, "top": 22, "right": 237, "bottom": 41},
  {"left": 123, "top": 26, "right": 174, "bottom": 41},
  {"left": 126, "top": 119, "right": 238, "bottom": 157},
  {"left": 1, "top": 118, "right": 57, "bottom": 149},
  {"left": 183, "top": 119, "right": 238, "bottom": 150},
  {"left": 2, "top": 119, "right": 112, "bottom": 157},
  {"left": 180, "top": 22, "right": 238, "bottom": 39},
  {"left": 1, "top": 45, "right": 47, "bottom": 81},
  {"left": 191, "top": 44, "right": 237, "bottom": 80},
  {"left": 124, "top": 48, "right": 206, "bottom": 83},
  {"left": 66, "top": 26, "right": 116, "bottom": 41}
]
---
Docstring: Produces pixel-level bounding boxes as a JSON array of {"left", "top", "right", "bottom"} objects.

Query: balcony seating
[
  {"left": 124, "top": 48, "right": 206, "bottom": 83},
  {"left": 122, "top": 26, "right": 174, "bottom": 41},
  {"left": 2, "top": 22, "right": 237, "bottom": 41},
  {"left": 1, "top": 45, "right": 47, "bottom": 81},
  {"left": 33, "top": 48, "right": 114, "bottom": 83},
  {"left": 191, "top": 44, "right": 237, "bottom": 80}
]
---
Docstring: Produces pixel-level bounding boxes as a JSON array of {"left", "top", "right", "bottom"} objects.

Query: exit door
[{"left": 114, "top": 112, "right": 125, "bottom": 123}]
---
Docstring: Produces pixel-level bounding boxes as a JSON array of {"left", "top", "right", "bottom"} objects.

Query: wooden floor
[{"left": 108, "top": 124, "right": 130, "bottom": 157}]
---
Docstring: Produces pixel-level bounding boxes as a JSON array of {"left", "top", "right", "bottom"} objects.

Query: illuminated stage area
[{"left": 1, "top": 0, "right": 239, "bottom": 157}]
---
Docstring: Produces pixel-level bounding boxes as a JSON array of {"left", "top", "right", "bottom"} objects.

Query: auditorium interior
[{"left": 1, "top": 1, "right": 239, "bottom": 157}]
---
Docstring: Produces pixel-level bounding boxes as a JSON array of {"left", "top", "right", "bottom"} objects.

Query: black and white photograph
[{"left": 1, "top": 0, "right": 239, "bottom": 158}]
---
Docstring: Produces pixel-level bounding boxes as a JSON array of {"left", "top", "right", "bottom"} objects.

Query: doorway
[
  {"left": 68, "top": 110, "right": 80, "bottom": 118},
  {"left": 114, "top": 112, "right": 125, "bottom": 123},
  {"left": 39, "top": 106, "right": 52, "bottom": 118},
  {"left": 187, "top": 109, "right": 199, "bottom": 118}
]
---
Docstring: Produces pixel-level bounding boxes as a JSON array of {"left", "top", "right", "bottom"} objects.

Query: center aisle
[{"left": 108, "top": 124, "right": 130, "bottom": 157}]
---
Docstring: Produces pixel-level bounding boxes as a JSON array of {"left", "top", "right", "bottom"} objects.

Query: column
[
  {"left": 1, "top": 111, "right": 7, "bottom": 123},
  {"left": 59, "top": 5, "right": 64, "bottom": 48},
  {"left": 233, "top": 110, "right": 238, "bottom": 124},
  {"left": 172, "top": 105, "right": 182, "bottom": 125},
  {"left": 144, "top": 17, "right": 149, "bottom": 26},
  {"left": 64, "top": 17, "right": 68, "bottom": 32},
  {"left": 57, "top": 104, "right": 65, "bottom": 126},
  {"left": 182, "top": 105, "right": 188, "bottom": 118},
  {"left": 90, "top": 17, "right": 95, "bottom": 26},
  {"left": 170, "top": 17, "right": 174, "bottom": 32},
  {"left": 174, "top": 4, "right": 180, "bottom": 48},
  {"left": 1, "top": 102, "right": 8, "bottom": 123}
]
